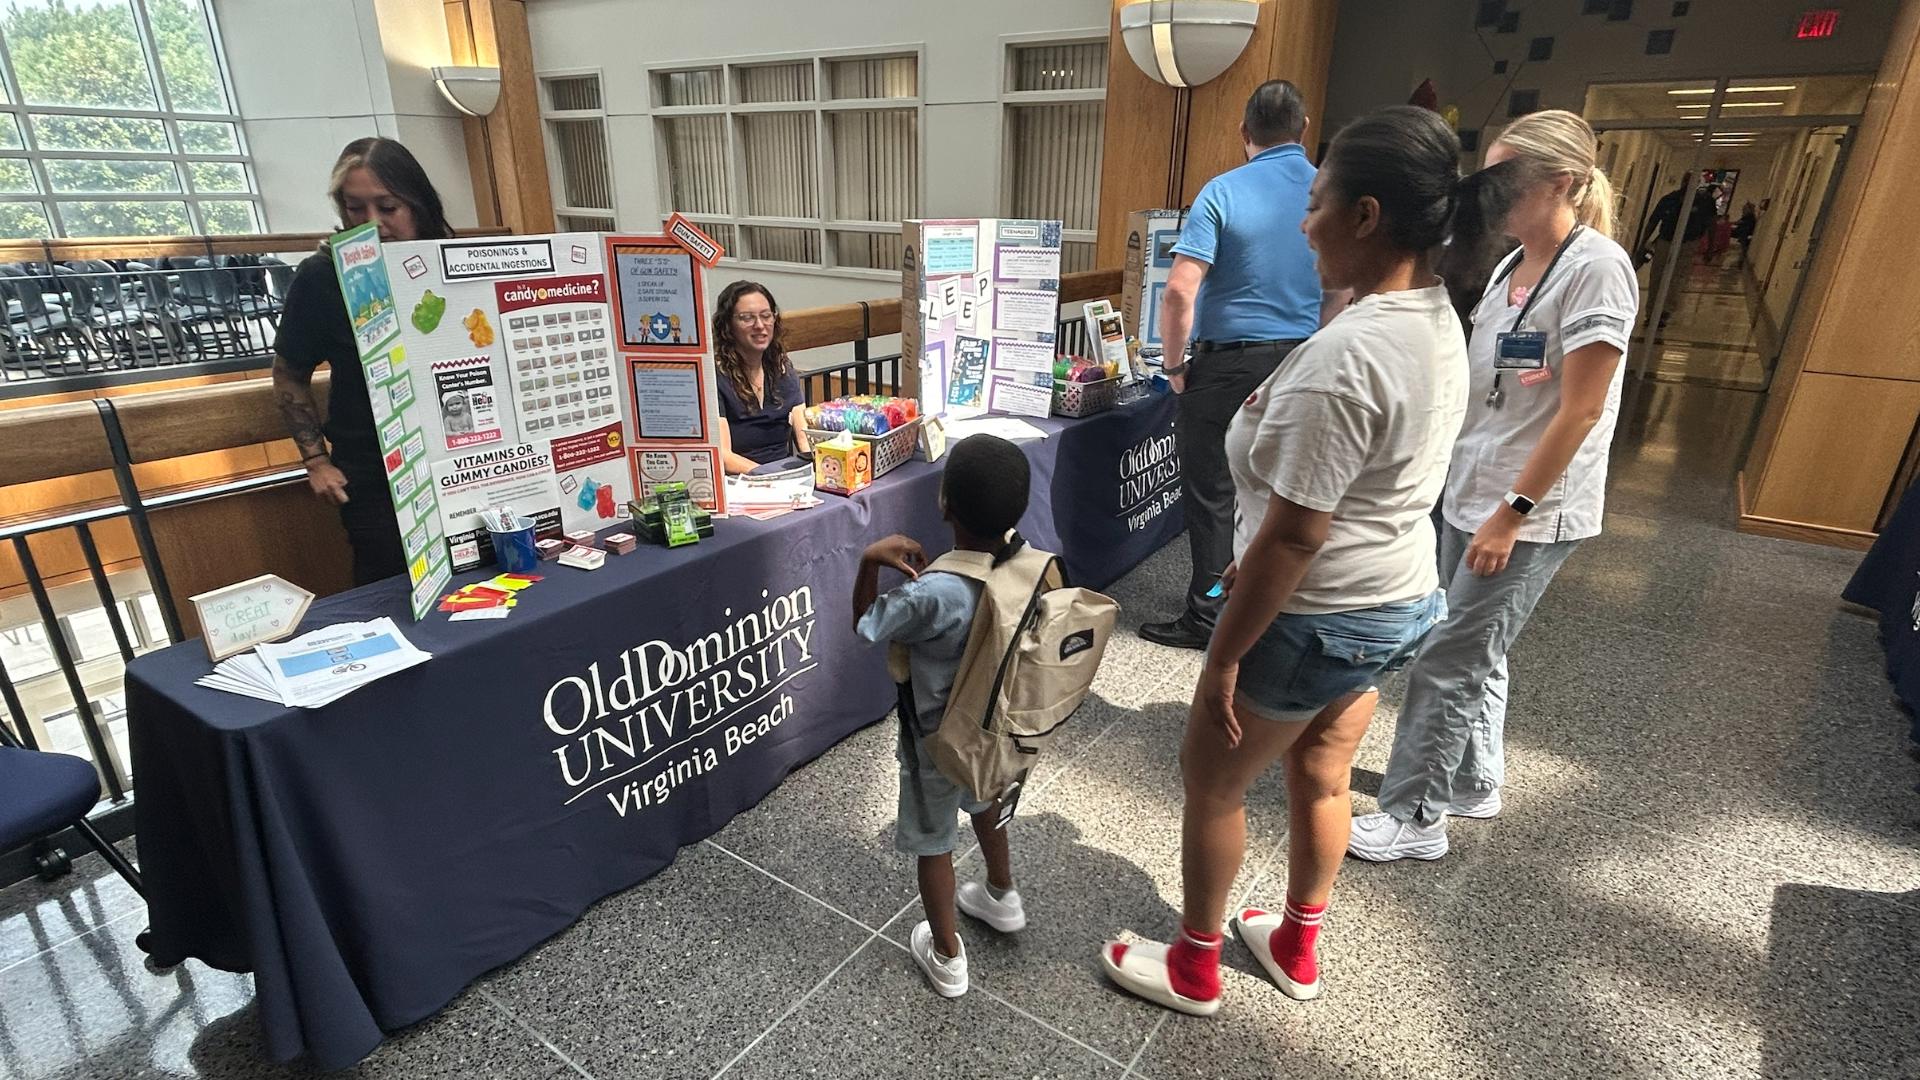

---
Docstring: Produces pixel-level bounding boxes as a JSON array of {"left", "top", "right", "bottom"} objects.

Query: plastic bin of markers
[
  {"left": 1051, "top": 375, "right": 1121, "bottom": 418},
  {"left": 803, "top": 418, "right": 922, "bottom": 482}
]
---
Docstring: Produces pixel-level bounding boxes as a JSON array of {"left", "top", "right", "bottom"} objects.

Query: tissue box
[{"left": 813, "top": 434, "right": 874, "bottom": 495}]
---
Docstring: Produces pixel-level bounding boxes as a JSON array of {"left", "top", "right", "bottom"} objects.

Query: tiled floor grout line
[
  {"left": 475, "top": 985, "right": 597, "bottom": 1080},
  {"left": 1124, "top": 1012, "right": 1170, "bottom": 1076},
  {"left": 0, "top": 902, "right": 146, "bottom": 979},
  {"left": 707, "top": 928, "right": 882, "bottom": 1080},
  {"left": 702, "top": 838, "right": 886, "bottom": 936},
  {"left": 975, "top": 984, "right": 1136, "bottom": 1072}
]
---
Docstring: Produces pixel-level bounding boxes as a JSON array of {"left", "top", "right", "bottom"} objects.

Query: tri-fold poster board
[
  {"left": 900, "top": 218, "right": 1064, "bottom": 420},
  {"left": 333, "top": 216, "right": 727, "bottom": 615}
]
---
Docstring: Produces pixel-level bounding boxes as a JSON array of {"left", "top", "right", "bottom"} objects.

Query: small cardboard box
[
  {"left": 813, "top": 434, "right": 874, "bottom": 495},
  {"left": 1120, "top": 209, "right": 1186, "bottom": 356}
]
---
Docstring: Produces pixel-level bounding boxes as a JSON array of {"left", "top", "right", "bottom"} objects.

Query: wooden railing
[{"left": 0, "top": 227, "right": 510, "bottom": 265}]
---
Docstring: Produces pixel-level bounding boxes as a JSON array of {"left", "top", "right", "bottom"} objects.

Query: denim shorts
[
  {"left": 895, "top": 723, "right": 991, "bottom": 857},
  {"left": 1231, "top": 590, "right": 1447, "bottom": 719}
]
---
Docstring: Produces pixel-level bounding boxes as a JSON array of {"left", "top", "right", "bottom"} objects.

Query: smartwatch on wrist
[{"left": 1502, "top": 490, "right": 1536, "bottom": 516}]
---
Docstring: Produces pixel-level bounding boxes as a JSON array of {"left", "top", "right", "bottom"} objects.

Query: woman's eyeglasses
[{"left": 732, "top": 312, "right": 776, "bottom": 326}]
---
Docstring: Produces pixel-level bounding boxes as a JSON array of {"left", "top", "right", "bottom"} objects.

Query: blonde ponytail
[
  {"left": 1494, "top": 109, "right": 1619, "bottom": 240},
  {"left": 1577, "top": 165, "right": 1617, "bottom": 238}
]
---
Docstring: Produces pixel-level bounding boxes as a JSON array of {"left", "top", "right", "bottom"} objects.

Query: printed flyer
[
  {"left": 330, "top": 222, "right": 451, "bottom": 620},
  {"left": 496, "top": 274, "right": 619, "bottom": 442},
  {"left": 610, "top": 244, "right": 700, "bottom": 349},
  {"left": 428, "top": 355, "right": 505, "bottom": 451},
  {"left": 634, "top": 447, "right": 721, "bottom": 510},
  {"left": 430, "top": 442, "right": 564, "bottom": 572},
  {"left": 551, "top": 422, "right": 631, "bottom": 533}
]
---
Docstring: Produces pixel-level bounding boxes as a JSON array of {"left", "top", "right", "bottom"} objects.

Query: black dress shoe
[{"left": 1139, "top": 616, "right": 1211, "bottom": 650}]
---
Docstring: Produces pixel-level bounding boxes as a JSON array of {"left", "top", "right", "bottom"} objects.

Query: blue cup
[{"left": 488, "top": 524, "right": 539, "bottom": 574}]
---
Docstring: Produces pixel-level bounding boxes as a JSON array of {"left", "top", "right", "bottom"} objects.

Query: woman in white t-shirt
[
  {"left": 1350, "top": 110, "right": 1639, "bottom": 863},
  {"left": 1101, "top": 106, "right": 1470, "bottom": 1014}
]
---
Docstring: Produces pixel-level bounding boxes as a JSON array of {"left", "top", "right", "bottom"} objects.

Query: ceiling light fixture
[
  {"left": 1118, "top": 0, "right": 1260, "bottom": 87},
  {"left": 1667, "top": 84, "right": 1797, "bottom": 95}
]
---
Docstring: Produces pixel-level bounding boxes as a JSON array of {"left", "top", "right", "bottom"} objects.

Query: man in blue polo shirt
[{"left": 1142, "top": 79, "right": 1324, "bottom": 650}]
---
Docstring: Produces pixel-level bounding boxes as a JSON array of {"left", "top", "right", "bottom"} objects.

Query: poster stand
[{"left": 900, "top": 218, "right": 1063, "bottom": 420}]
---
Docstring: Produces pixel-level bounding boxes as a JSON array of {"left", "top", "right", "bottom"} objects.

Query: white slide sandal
[
  {"left": 1232, "top": 909, "right": 1321, "bottom": 1001},
  {"left": 1099, "top": 940, "right": 1222, "bottom": 1017}
]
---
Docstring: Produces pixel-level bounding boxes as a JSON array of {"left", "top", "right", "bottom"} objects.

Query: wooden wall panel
[
  {"left": 1747, "top": 373, "right": 1920, "bottom": 532},
  {"left": 447, "top": 0, "right": 553, "bottom": 236},
  {"left": 149, "top": 484, "right": 357, "bottom": 636},
  {"left": 1095, "top": 0, "right": 1180, "bottom": 268},
  {"left": 1742, "top": 0, "right": 1920, "bottom": 542}
]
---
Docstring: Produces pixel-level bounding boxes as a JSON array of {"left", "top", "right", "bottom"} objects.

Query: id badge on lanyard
[{"left": 1487, "top": 227, "right": 1580, "bottom": 409}]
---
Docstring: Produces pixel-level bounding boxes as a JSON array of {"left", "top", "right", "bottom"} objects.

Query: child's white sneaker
[
  {"left": 956, "top": 881, "right": 1027, "bottom": 932},
  {"left": 910, "top": 920, "right": 968, "bottom": 998}
]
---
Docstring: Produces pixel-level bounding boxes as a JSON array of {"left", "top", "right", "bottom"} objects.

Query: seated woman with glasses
[{"left": 713, "top": 280, "right": 811, "bottom": 474}]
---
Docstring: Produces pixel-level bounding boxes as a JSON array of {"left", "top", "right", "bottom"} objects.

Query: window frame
[
  {"left": 537, "top": 66, "right": 619, "bottom": 232},
  {"left": 997, "top": 30, "right": 1108, "bottom": 269},
  {"left": 0, "top": 0, "right": 262, "bottom": 238},
  {"left": 647, "top": 44, "right": 926, "bottom": 280}
]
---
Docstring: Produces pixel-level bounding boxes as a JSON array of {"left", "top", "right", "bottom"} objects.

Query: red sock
[
  {"left": 1270, "top": 899, "right": 1327, "bottom": 985},
  {"left": 1165, "top": 924, "right": 1223, "bottom": 1001}
]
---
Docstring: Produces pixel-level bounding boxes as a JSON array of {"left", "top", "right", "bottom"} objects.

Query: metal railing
[{"left": 0, "top": 265, "right": 1121, "bottom": 888}]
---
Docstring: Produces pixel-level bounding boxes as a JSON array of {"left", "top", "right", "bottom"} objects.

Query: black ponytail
[{"left": 1322, "top": 105, "right": 1462, "bottom": 253}]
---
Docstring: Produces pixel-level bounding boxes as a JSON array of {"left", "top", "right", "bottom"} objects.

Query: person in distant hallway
[
  {"left": 711, "top": 280, "right": 810, "bottom": 475},
  {"left": 272, "top": 137, "right": 455, "bottom": 585},
  {"left": 1636, "top": 179, "right": 1718, "bottom": 329},
  {"left": 1140, "top": 80, "right": 1326, "bottom": 652},
  {"left": 1351, "top": 110, "right": 1640, "bottom": 863},
  {"left": 1732, "top": 201, "right": 1759, "bottom": 265}
]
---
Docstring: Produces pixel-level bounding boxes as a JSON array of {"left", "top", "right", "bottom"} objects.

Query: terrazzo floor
[{"left": 3, "top": 378, "right": 1917, "bottom": 1079}]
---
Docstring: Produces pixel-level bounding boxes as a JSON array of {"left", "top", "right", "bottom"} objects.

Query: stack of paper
[
  {"left": 439, "top": 572, "right": 541, "bottom": 620},
  {"left": 726, "top": 464, "right": 823, "bottom": 521},
  {"left": 196, "top": 618, "right": 432, "bottom": 707},
  {"left": 945, "top": 416, "right": 1050, "bottom": 442}
]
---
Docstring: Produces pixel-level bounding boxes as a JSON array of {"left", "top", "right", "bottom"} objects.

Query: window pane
[
  {"left": 189, "top": 160, "right": 247, "bottom": 192},
  {"left": 549, "top": 118, "right": 612, "bottom": 211},
  {"left": 558, "top": 213, "right": 614, "bottom": 232},
  {"left": 1061, "top": 239, "right": 1097, "bottom": 275},
  {"left": 146, "top": 0, "right": 227, "bottom": 112},
  {"left": 2, "top": 0, "right": 159, "bottom": 109},
  {"left": 1011, "top": 42, "right": 1108, "bottom": 92},
  {"left": 829, "top": 109, "right": 916, "bottom": 222},
  {"left": 740, "top": 225, "right": 819, "bottom": 265},
  {"left": 826, "top": 56, "right": 917, "bottom": 99},
  {"left": 736, "top": 62, "right": 813, "bottom": 104},
  {"left": 178, "top": 119, "right": 238, "bottom": 154},
  {"left": 655, "top": 68, "right": 723, "bottom": 107},
  {"left": 1008, "top": 103, "right": 1103, "bottom": 231},
  {"left": 200, "top": 199, "right": 257, "bottom": 233},
  {"left": 45, "top": 158, "right": 181, "bottom": 193},
  {"left": 0, "top": 116, "right": 20, "bottom": 151},
  {"left": 739, "top": 113, "right": 816, "bottom": 217},
  {"left": 0, "top": 624, "right": 57, "bottom": 679},
  {"left": 0, "top": 202, "right": 51, "bottom": 238},
  {"left": 830, "top": 230, "right": 900, "bottom": 270},
  {"left": 544, "top": 75, "right": 602, "bottom": 112},
  {"left": 59, "top": 199, "right": 192, "bottom": 236},
  {"left": 0, "top": 160, "right": 37, "bottom": 193},
  {"left": 134, "top": 594, "right": 170, "bottom": 646},
  {"left": 694, "top": 221, "right": 735, "bottom": 255},
  {"left": 30, "top": 113, "right": 169, "bottom": 152},
  {"left": 658, "top": 115, "right": 729, "bottom": 215}
]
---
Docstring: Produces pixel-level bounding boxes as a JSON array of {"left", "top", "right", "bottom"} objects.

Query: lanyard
[{"left": 1488, "top": 225, "right": 1582, "bottom": 408}]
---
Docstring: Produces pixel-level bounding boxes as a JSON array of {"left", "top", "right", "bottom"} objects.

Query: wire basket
[
  {"left": 1052, "top": 375, "right": 1121, "bottom": 418},
  {"left": 805, "top": 418, "right": 922, "bottom": 481}
]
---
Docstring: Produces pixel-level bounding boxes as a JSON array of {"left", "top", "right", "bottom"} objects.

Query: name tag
[{"left": 1495, "top": 330, "right": 1548, "bottom": 370}]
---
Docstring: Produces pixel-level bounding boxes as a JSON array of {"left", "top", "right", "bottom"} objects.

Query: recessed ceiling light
[
  {"left": 1667, "top": 84, "right": 1798, "bottom": 95},
  {"left": 1676, "top": 101, "right": 1784, "bottom": 109}
]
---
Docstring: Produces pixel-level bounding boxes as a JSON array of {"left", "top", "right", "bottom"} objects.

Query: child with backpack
[{"left": 853, "top": 434, "right": 1115, "bottom": 998}]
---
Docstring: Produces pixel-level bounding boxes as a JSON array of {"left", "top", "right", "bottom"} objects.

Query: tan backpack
[{"left": 890, "top": 542, "right": 1119, "bottom": 814}]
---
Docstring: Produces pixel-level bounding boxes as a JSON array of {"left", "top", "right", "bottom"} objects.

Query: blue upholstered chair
[{"left": 0, "top": 722, "right": 144, "bottom": 897}]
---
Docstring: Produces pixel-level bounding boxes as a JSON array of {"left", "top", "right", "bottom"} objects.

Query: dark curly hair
[{"left": 711, "top": 280, "right": 794, "bottom": 412}]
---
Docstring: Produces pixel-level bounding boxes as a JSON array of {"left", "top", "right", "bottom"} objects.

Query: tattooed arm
[{"left": 272, "top": 354, "right": 350, "bottom": 504}]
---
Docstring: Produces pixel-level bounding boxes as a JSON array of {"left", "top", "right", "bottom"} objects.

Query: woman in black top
[
  {"left": 271, "top": 138, "right": 455, "bottom": 585},
  {"left": 712, "top": 280, "right": 810, "bottom": 474}
]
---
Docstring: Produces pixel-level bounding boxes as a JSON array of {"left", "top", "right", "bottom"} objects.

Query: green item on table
[
  {"left": 411, "top": 289, "right": 447, "bottom": 334},
  {"left": 662, "top": 498, "right": 700, "bottom": 547}
]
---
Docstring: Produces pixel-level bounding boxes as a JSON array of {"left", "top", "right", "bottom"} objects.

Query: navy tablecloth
[
  {"left": 125, "top": 392, "right": 1183, "bottom": 1069},
  {"left": 1843, "top": 478, "right": 1920, "bottom": 731}
]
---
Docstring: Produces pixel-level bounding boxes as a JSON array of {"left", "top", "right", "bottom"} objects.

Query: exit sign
[{"left": 1796, "top": 9, "right": 1840, "bottom": 38}]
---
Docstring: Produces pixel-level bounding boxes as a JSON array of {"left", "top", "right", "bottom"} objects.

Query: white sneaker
[
  {"left": 1449, "top": 788, "right": 1503, "bottom": 819},
  {"left": 1347, "top": 813, "right": 1449, "bottom": 862},
  {"left": 909, "top": 920, "right": 968, "bottom": 998},
  {"left": 956, "top": 881, "right": 1027, "bottom": 932}
]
